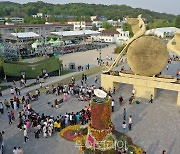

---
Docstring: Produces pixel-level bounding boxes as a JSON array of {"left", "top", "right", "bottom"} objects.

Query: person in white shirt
[
  {"left": 111, "top": 99, "right": 115, "bottom": 112},
  {"left": 13, "top": 147, "right": 18, "bottom": 154},
  {"left": 23, "top": 129, "right": 29, "bottom": 143},
  {"left": 132, "top": 88, "right": 136, "bottom": 96},
  {"left": 69, "top": 114, "right": 73, "bottom": 125},
  {"left": 128, "top": 115, "right": 133, "bottom": 131},
  {"left": 43, "top": 125, "right": 47, "bottom": 138},
  {"left": 13, "top": 101, "right": 17, "bottom": 111},
  {"left": 11, "top": 88, "right": 15, "bottom": 95},
  {"left": 122, "top": 121, "right": 126, "bottom": 133}
]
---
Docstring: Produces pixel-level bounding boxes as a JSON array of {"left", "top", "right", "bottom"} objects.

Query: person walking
[
  {"left": 13, "top": 100, "right": 17, "bottom": 111},
  {"left": 176, "top": 69, "right": 179, "bottom": 77},
  {"left": 63, "top": 92, "right": 68, "bottom": 101},
  {"left": 128, "top": 115, "right": 133, "bottom": 131},
  {"left": 10, "top": 98, "right": 14, "bottom": 109},
  {"left": 149, "top": 94, "right": 153, "bottom": 103},
  {"left": 13, "top": 147, "right": 18, "bottom": 154},
  {"left": 162, "top": 150, "right": 167, "bottom": 154},
  {"left": 0, "top": 102, "right": 4, "bottom": 114},
  {"left": 11, "top": 87, "right": 15, "bottom": 95},
  {"left": 166, "top": 65, "right": 169, "bottom": 70},
  {"left": 7, "top": 112, "right": 12, "bottom": 124},
  {"left": 11, "top": 110, "right": 15, "bottom": 121},
  {"left": 17, "top": 147, "right": 24, "bottom": 154},
  {"left": 111, "top": 99, "right": 115, "bottom": 112},
  {"left": 0, "top": 87, "right": 2, "bottom": 97},
  {"left": 132, "top": 88, "right": 136, "bottom": 96},
  {"left": 129, "top": 95, "right": 134, "bottom": 104},
  {"left": 71, "top": 76, "right": 75, "bottom": 84},
  {"left": 94, "top": 76, "right": 98, "bottom": 83},
  {"left": 40, "top": 82, "right": 42, "bottom": 88},
  {"left": 84, "top": 74, "right": 87, "bottom": 84},
  {"left": 122, "top": 121, "right": 126, "bottom": 133},
  {"left": 119, "top": 96, "right": 123, "bottom": 106},
  {"left": 113, "top": 87, "right": 115, "bottom": 94},
  {"left": 23, "top": 128, "right": 29, "bottom": 143},
  {"left": 4, "top": 99, "right": 10, "bottom": 110},
  {"left": 123, "top": 108, "right": 126, "bottom": 120}
]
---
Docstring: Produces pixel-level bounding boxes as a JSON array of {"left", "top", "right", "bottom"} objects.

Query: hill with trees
[{"left": 0, "top": 1, "right": 179, "bottom": 28}]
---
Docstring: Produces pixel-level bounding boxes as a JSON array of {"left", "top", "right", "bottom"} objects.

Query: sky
[{"left": 4, "top": 0, "right": 180, "bottom": 15}]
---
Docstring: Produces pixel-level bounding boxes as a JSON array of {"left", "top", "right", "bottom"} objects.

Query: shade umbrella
[
  {"left": 32, "top": 43, "right": 38, "bottom": 48},
  {"left": 56, "top": 38, "right": 61, "bottom": 42},
  {"left": 49, "top": 38, "right": 55, "bottom": 43}
]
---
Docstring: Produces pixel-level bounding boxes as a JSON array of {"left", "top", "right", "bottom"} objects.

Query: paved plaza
[{"left": 0, "top": 45, "right": 180, "bottom": 154}]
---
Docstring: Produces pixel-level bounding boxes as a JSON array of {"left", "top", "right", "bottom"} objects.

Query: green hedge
[
  {"left": 0, "top": 56, "right": 4, "bottom": 78},
  {"left": 114, "top": 45, "right": 126, "bottom": 54},
  {"left": 3, "top": 57, "right": 61, "bottom": 78}
]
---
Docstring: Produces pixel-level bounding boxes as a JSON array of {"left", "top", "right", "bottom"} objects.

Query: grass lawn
[
  {"left": 60, "top": 70, "right": 75, "bottom": 76},
  {"left": 31, "top": 66, "right": 102, "bottom": 94},
  {"left": 22, "top": 70, "right": 75, "bottom": 89},
  {"left": 0, "top": 85, "right": 12, "bottom": 90}
]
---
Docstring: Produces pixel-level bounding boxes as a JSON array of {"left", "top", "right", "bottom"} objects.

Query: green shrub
[{"left": 114, "top": 45, "right": 126, "bottom": 54}]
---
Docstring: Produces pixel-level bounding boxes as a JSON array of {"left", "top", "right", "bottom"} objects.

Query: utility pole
[{"left": 99, "top": 31, "right": 102, "bottom": 66}]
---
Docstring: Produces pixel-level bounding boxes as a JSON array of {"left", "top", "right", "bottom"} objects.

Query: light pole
[
  {"left": 99, "top": 31, "right": 102, "bottom": 66},
  {"left": 99, "top": 50, "right": 102, "bottom": 66}
]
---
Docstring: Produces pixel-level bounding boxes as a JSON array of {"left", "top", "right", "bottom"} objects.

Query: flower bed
[
  {"left": 91, "top": 99, "right": 111, "bottom": 130},
  {"left": 60, "top": 125, "right": 87, "bottom": 142}
]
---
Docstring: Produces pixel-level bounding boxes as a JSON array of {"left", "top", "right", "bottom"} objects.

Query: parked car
[{"left": 0, "top": 131, "right": 4, "bottom": 154}]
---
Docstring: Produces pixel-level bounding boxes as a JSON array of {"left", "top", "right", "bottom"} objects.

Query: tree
[
  {"left": 92, "top": 24, "right": 98, "bottom": 31},
  {"left": 147, "top": 19, "right": 174, "bottom": 29},
  {"left": 102, "top": 22, "right": 115, "bottom": 30},
  {"left": 14, "top": 27, "right": 24, "bottom": 33},
  {"left": 6, "top": 18, "right": 11, "bottom": 23},
  {"left": 114, "top": 45, "right": 126, "bottom": 54},
  {"left": 122, "top": 23, "right": 133, "bottom": 37},
  {"left": 0, "top": 1, "right": 176, "bottom": 25},
  {"left": 174, "top": 15, "right": 180, "bottom": 28},
  {"left": 0, "top": 55, "right": 4, "bottom": 78}
]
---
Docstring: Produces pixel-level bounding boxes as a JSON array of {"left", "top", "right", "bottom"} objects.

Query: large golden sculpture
[
  {"left": 167, "top": 30, "right": 180, "bottom": 56},
  {"left": 101, "top": 15, "right": 180, "bottom": 106},
  {"left": 103, "top": 15, "right": 176, "bottom": 76},
  {"left": 103, "top": 15, "right": 146, "bottom": 73},
  {"left": 127, "top": 36, "right": 168, "bottom": 76}
]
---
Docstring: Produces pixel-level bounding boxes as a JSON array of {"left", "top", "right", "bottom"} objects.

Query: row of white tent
[{"left": 9, "top": 30, "right": 100, "bottom": 49}]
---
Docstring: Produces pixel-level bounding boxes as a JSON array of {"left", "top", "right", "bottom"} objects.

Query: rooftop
[
  {"left": 0, "top": 23, "right": 73, "bottom": 28},
  {"left": 10, "top": 32, "right": 40, "bottom": 38},
  {"left": 51, "top": 30, "right": 100, "bottom": 37},
  {"left": 102, "top": 29, "right": 120, "bottom": 35}
]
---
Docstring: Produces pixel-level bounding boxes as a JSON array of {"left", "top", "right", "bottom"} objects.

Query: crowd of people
[
  {"left": 0, "top": 69, "right": 169, "bottom": 154},
  {"left": 43, "top": 75, "right": 98, "bottom": 103}
]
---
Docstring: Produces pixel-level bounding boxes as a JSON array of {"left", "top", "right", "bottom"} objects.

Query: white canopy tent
[
  {"left": 10, "top": 32, "right": 40, "bottom": 39},
  {"left": 51, "top": 30, "right": 100, "bottom": 37}
]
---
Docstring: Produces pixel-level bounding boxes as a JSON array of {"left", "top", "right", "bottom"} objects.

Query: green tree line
[{"left": 0, "top": 1, "right": 179, "bottom": 28}]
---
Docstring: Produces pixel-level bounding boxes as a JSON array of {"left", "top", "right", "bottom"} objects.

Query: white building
[
  {"left": 92, "top": 21, "right": 103, "bottom": 29},
  {"left": 10, "top": 17, "right": 24, "bottom": 23},
  {"left": 0, "top": 17, "right": 24, "bottom": 23},
  {"left": 91, "top": 16, "right": 97, "bottom": 21},
  {"left": 91, "top": 29, "right": 129, "bottom": 44},
  {"left": 32, "top": 13, "right": 43, "bottom": 18},
  {"left": 145, "top": 27, "right": 179, "bottom": 38},
  {"left": 67, "top": 21, "right": 92, "bottom": 30},
  {"left": 107, "top": 20, "right": 122, "bottom": 27},
  {"left": 92, "top": 19, "right": 123, "bottom": 30},
  {"left": 0, "top": 18, "right": 5, "bottom": 22}
]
